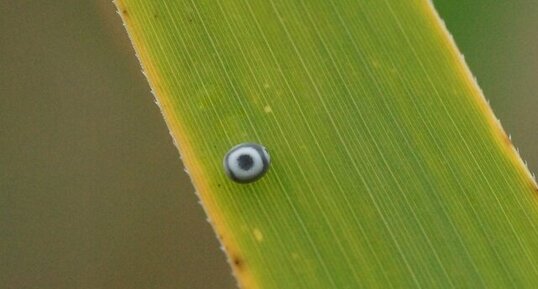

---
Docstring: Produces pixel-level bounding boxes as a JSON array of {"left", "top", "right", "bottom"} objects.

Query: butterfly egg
[{"left": 223, "top": 143, "right": 271, "bottom": 183}]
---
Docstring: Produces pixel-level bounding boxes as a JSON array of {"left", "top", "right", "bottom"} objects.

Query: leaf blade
[{"left": 114, "top": 0, "right": 538, "bottom": 288}]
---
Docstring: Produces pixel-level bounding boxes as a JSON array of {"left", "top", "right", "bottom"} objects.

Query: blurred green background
[{"left": 1, "top": 1, "right": 536, "bottom": 288}]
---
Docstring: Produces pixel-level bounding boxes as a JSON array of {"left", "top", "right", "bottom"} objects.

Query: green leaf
[{"left": 113, "top": 0, "right": 538, "bottom": 288}]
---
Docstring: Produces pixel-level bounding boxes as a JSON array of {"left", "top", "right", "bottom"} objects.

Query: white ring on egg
[{"left": 223, "top": 143, "right": 270, "bottom": 183}]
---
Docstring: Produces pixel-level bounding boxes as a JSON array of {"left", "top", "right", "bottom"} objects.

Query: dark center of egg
[{"left": 237, "top": 154, "right": 254, "bottom": 171}]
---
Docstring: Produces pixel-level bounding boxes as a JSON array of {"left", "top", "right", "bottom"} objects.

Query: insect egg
[{"left": 223, "top": 143, "right": 271, "bottom": 183}]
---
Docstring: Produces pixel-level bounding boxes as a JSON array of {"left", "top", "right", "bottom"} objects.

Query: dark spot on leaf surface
[{"left": 232, "top": 255, "right": 245, "bottom": 271}]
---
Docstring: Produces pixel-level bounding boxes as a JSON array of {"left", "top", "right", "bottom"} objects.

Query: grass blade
[{"left": 114, "top": 1, "right": 538, "bottom": 288}]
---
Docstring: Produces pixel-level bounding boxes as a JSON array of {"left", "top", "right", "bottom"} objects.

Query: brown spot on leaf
[{"left": 232, "top": 255, "right": 244, "bottom": 271}]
